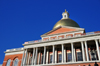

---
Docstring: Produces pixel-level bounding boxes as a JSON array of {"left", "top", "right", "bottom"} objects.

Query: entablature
[{"left": 23, "top": 32, "right": 100, "bottom": 49}]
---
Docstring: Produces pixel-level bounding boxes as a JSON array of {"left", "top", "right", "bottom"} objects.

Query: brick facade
[{"left": 2, "top": 54, "right": 23, "bottom": 66}]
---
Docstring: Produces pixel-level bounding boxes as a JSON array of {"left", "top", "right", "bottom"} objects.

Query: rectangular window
[
  {"left": 50, "top": 55, "right": 52, "bottom": 63},
  {"left": 90, "top": 50, "right": 97, "bottom": 60},
  {"left": 58, "top": 54, "right": 62, "bottom": 62},
  {"left": 67, "top": 36, "right": 71, "bottom": 38},
  {"left": 77, "top": 52, "right": 83, "bottom": 61},
  {"left": 67, "top": 53, "right": 72, "bottom": 62}
]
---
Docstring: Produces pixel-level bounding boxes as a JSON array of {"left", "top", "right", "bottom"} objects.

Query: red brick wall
[{"left": 2, "top": 54, "right": 23, "bottom": 66}]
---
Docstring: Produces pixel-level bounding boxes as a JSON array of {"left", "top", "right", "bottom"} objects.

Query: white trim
[
  {"left": 5, "top": 51, "right": 24, "bottom": 55},
  {"left": 23, "top": 34, "right": 100, "bottom": 49},
  {"left": 25, "top": 61, "right": 100, "bottom": 66}
]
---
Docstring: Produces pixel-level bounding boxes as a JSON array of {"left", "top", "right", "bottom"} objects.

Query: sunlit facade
[{"left": 2, "top": 10, "right": 100, "bottom": 66}]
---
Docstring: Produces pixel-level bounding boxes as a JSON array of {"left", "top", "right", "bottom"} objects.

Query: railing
[
  {"left": 6, "top": 47, "right": 23, "bottom": 52},
  {"left": 24, "top": 31, "right": 100, "bottom": 44}
]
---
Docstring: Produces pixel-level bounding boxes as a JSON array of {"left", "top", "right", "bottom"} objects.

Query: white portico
[
  {"left": 21, "top": 10, "right": 100, "bottom": 66},
  {"left": 21, "top": 27, "right": 100, "bottom": 66}
]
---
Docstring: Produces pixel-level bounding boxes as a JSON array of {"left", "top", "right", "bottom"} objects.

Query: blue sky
[{"left": 0, "top": 0, "right": 100, "bottom": 64}]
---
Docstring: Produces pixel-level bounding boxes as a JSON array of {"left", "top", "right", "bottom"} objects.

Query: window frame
[
  {"left": 6, "top": 59, "right": 11, "bottom": 66},
  {"left": 76, "top": 52, "right": 83, "bottom": 61},
  {"left": 13, "top": 58, "right": 19, "bottom": 66},
  {"left": 67, "top": 52, "right": 72, "bottom": 62},
  {"left": 50, "top": 54, "right": 53, "bottom": 63},
  {"left": 58, "top": 54, "right": 62, "bottom": 63}
]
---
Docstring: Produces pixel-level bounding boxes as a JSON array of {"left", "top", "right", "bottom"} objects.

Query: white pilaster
[
  {"left": 43, "top": 46, "right": 46, "bottom": 64},
  {"left": 95, "top": 39, "right": 100, "bottom": 60},
  {"left": 62, "top": 44, "right": 64, "bottom": 63},
  {"left": 21, "top": 49, "right": 25, "bottom": 66},
  {"left": 31, "top": 48, "right": 35, "bottom": 65},
  {"left": 55, "top": 50, "right": 57, "bottom": 63},
  {"left": 71, "top": 43, "right": 74, "bottom": 62},
  {"left": 81, "top": 41, "right": 86, "bottom": 61},
  {"left": 64, "top": 49, "right": 66, "bottom": 62},
  {"left": 46, "top": 51, "right": 49, "bottom": 64},
  {"left": 84, "top": 41, "right": 89, "bottom": 61},
  {"left": 52, "top": 45, "right": 55, "bottom": 63},
  {"left": 34, "top": 48, "right": 38, "bottom": 65}
]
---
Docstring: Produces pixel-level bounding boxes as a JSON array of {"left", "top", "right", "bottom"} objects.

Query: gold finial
[{"left": 65, "top": 9, "right": 67, "bottom": 13}]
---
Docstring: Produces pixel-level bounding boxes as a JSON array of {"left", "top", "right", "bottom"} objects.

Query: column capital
[
  {"left": 44, "top": 46, "right": 46, "bottom": 48},
  {"left": 71, "top": 42, "right": 73, "bottom": 44},
  {"left": 81, "top": 41, "right": 83, "bottom": 43},
  {"left": 95, "top": 39, "right": 98, "bottom": 41},
  {"left": 84, "top": 41, "right": 87, "bottom": 43}
]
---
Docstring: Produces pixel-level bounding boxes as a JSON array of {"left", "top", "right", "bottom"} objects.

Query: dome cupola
[{"left": 53, "top": 9, "right": 80, "bottom": 29}]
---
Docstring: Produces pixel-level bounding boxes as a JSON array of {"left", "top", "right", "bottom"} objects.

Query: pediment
[
  {"left": 41, "top": 26, "right": 84, "bottom": 36},
  {"left": 47, "top": 27, "right": 76, "bottom": 35}
]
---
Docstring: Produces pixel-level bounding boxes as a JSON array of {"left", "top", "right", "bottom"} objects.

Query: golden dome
[{"left": 53, "top": 19, "right": 80, "bottom": 29}]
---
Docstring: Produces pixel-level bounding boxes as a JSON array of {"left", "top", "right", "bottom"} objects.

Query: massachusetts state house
[{"left": 2, "top": 10, "right": 100, "bottom": 66}]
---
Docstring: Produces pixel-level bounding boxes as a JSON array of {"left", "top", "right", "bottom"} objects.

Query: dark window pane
[
  {"left": 67, "top": 53, "right": 72, "bottom": 62},
  {"left": 50, "top": 55, "right": 52, "bottom": 63},
  {"left": 58, "top": 54, "right": 62, "bottom": 62}
]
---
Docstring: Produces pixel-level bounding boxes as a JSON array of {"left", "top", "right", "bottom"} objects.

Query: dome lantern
[{"left": 62, "top": 9, "right": 69, "bottom": 19}]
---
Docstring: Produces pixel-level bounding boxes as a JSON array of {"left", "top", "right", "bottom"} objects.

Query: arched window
[
  {"left": 13, "top": 58, "right": 19, "bottom": 66},
  {"left": 6, "top": 59, "right": 11, "bottom": 66}
]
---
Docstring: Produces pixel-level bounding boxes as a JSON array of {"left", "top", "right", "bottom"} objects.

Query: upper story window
[
  {"left": 29, "top": 57, "right": 32, "bottom": 65},
  {"left": 58, "top": 35, "right": 64, "bottom": 39},
  {"left": 13, "top": 58, "right": 19, "bottom": 66},
  {"left": 58, "top": 54, "right": 62, "bottom": 62},
  {"left": 77, "top": 52, "right": 83, "bottom": 61},
  {"left": 43, "top": 38, "right": 49, "bottom": 41},
  {"left": 45, "top": 39, "right": 49, "bottom": 41},
  {"left": 66, "top": 34, "right": 73, "bottom": 38},
  {"left": 6, "top": 59, "right": 11, "bottom": 66},
  {"left": 67, "top": 35, "right": 71, "bottom": 38},
  {"left": 50, "top": 55, "right": 53, "bottom": 63},
  {"left": 51, "top": 37, "right": 56, "bottom": 40},
  {"left": 75, "top": 34, "right": 81, "bottom": 37},
  {"left": 90, "top": 50, "right": 97, "bottom": 60},
  {"left": 67, "top": 53, "right": 72, "bottom": 62},
  {"left": 59, "top": 37, "right": 62, "bottom": 39}
]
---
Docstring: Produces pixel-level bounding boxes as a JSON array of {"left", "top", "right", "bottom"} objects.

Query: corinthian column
[
  {"left": 95, "top": 39, "right": 100, "bottom": 60},
  {"left": 23, "top": 49, "right": 28, "bottom": 65},
  {"left": 84, "top": 41, "right": 89, "bottom": 61},
  {"left": 31, "top": 48, "right": 35, "bottom": 65},
  {"left": 81, "top": 41, "right": 86, "bottom": 61},
  {"left": 71, "top": 43, "right": 74, "bottom": 62},
  {"left": 34, "top": 48, "right": 38, "bottom": 65},
  {"left": 43, "top": 46, "right": 46, "bottom": 64},
  {"left": 62, "top": 44, "right": 64, "bottom": 63},
  {"left": 52, "top": 45, "right": 55, "bottom": 63}
]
